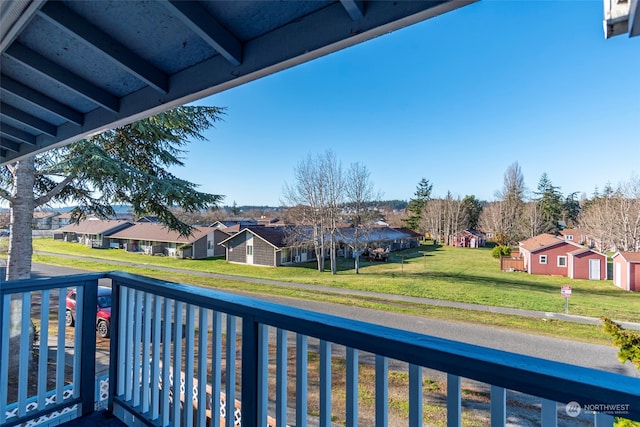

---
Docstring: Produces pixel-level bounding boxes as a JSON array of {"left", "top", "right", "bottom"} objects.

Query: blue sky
[{"left": 179, "top": 1, "right": 639, "bottom": 207}]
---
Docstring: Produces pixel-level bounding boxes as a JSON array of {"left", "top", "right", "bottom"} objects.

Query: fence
[{"left": 500, "top": 256, "right": 525, "bottom": 272}]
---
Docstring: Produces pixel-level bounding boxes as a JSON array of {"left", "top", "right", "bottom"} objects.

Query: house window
[
  {"left": 565, "top": 235, "right": 573, "bottom": 241},
  {"left": 557, "top": 256, "right": 567, "bottom": 267},
  {"left": 208, "top": 241, "right": 213, "bottom": 249},
  {"left": 247, "top": 245, "right": 253, "bottom": 256},
  {"left": 539, "top": 255, "right": 547, "bottom": 264}
]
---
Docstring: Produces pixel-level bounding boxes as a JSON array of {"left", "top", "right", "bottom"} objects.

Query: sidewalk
[{"left": 35, "top": 252, "right": 640, "bottom": 331}]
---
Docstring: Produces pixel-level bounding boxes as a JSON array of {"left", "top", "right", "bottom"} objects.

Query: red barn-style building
[
  {"left": 519, "top": 234, "right": 607, "bottom": 280},
  {"left": 612, "top": 251, "right": 640, "bottom": 291},
  {"left": 449, "top": 229, "right": 486, "bottom": 248}
]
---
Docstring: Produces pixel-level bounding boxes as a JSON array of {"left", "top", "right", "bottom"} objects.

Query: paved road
[{"left": 31, "top": 262, "right": 638, "bottom": 378}]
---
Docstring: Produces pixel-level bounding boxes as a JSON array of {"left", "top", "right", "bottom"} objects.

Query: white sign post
[{"left": 561, "top": 286, "right": 572, "bottom": 314}]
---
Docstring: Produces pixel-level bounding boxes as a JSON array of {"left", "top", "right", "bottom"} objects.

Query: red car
[{"left": 65, "top": 286, "right": 112, "bottom": 338}]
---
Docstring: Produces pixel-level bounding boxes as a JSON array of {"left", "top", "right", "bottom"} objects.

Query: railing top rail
[
  {"left": 108, "top": 271, "right": 640, "bottom": 419},
  {"left": 0, "top": 272, "right": 107, "bottom": 294},
  {"left": 4, "top": 272, "right": 636, "bottom": 419}
]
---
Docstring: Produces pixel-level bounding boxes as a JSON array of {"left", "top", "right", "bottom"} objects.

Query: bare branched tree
[
  {"left": 283, "top": 151, "right": 345, "bottom": 273},
  {"left": 283, "top": 155, "right": 327, "bottom": 271},
  {"left": 422, "top": 198, "right": 445, "bottom": 242},
  {"left": 320, "top": 151, "right": 344, "bottom": 274},
  {"left": 442, "top": 192, "right": 464, "bottom": 245},
  {"left": 580, "top": 176, "right": 640, "bottom": 251},
  {"left": 422, "top": 193, "right": 465, "bottom": 245},
  {"left": 520, "top": 201, "right": 547, "bottom": 238},
  {"left": 495, "top": 162, "right": 526, "bottom": 244},
  {"left": 478, "top": 201, "right": 504, "bottom": 240},
  {"left": 345, "top": 162, "right": 377, "bottom": 273}
]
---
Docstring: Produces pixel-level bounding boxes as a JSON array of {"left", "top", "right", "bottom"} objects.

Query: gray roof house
[
  {"left": 51, "top": 212, "right": 75, "bottom": 230},
  {"left": 56, "top": 219, "right": 133, "bottom": 248},
  {"left": 108, "top": 222, "right": 227, "bottom": 259},
  {"left": 219, "top": 225, "right": 422, "bottom": 267},
  {"left": 335, "top": 226, "right": 422, "bottom": 258},
  {"left": 33, "top": 211, "right": 60, "bottom": 230},
  {"left": 210, "top": 219, "right": 258, "bottom": 229},
  {"left": 219, "top": 226, "right": 316, "bottom": 267}
]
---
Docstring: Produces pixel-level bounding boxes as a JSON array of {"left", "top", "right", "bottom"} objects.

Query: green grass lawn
[
  {"left": 33, "top": 238, "right": 640, "bottom": 324},
  {"left": 26, "top": 239, "right": 640, "bottom": 424}
]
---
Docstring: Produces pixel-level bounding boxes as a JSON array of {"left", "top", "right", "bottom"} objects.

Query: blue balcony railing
[{"left": 1, "top": 271, "right": 639, "bottom": 427}]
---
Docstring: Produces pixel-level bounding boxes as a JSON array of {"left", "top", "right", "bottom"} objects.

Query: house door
[
  {"left": 614, "top": 262, "right": 622, "bottom": 288},
  {"left": 207, "top": 237, "right": 214, "bottom": 257},
  {"left": 246, "top": 236, "right": 254, "bottom": 265},
  {"left": 589, "top": 259, "right": 600, "bottom": 280}
]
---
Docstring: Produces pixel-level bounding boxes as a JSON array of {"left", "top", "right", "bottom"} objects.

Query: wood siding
[
  {"left": 213, "top": 230, "right": 228, "bottom": 257},
  {"left": 523, "top": 240, "right": 606, "bottom": 280},
  {"left": 613, "top": 256, "right": 628, "bottom": 290},
  {"left": 569, "top": 251, "right": 607, "bottom": 280},
  {"left": 528, "top": 243, "right": 572, "bottom": 276},
  {"left": 227, "top": 235, "right": 248, "bottom": 264},
  {"left": 193, "top": 237, "right": 208, "bottom": 259},
  {"left": 632, "top": 262, "right": 640, "bottom": 291},
  {"left": 253, "top": 235, "right": 278, "bottom": 266},
  {"left": 613, "top": 255, "right": 640, "bottom": 291},
  {"left": 500, "top": 256, "right": 524, "bottom": 271}
]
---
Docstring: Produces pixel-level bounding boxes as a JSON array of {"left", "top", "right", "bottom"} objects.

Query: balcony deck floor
[{"left": 58, "top": 411, "right": 128, "bottom": 427}]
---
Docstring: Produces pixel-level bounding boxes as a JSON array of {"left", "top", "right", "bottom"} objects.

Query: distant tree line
[
  {"left": 217, "top": 200, "right": 406, "bottom": 214},
  {"left": 579, "top": 177, "right": 640, "bottom": 251},
  {"left": 57, "top": 157, "right": 636, "bottom": 255},
  {"left": 402, "top": 163, "right": 640, "bottom": 251},
  {"left": 476, "top": 164, "right": 582, "bottom": 245},
  {"left": 189, "top": 159, "right": 638, "bottom": 254},
  {"left": 379, "top": 199, "right": 408, "bottom": 210}
]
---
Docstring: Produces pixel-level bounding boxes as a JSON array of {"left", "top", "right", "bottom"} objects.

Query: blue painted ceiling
[{"left": 0, "top": 0, "right": 472, "bottom": 164}]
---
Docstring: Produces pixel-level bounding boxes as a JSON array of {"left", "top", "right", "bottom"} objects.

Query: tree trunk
[
  {"left": 8, "top": 157, "right": 36, "bottom": 280},
  {"left": 354, "top": 249, "right": 360, "bottom": 274},
  {"left": 329, "top": 229, "right": 337, "bottom": 275},
  {"left": 314, "top": 225, "right": 325, "bottom": 272},
  {"left": 7, "top": 157, "right": 36, "bottom": 369},
  {"left": 320, "top": 224, "right": 326, "bottom": 272},
  {"left": 354, "top": 229, "right": 360, "bottom": 274},
  {"left": 330, "top": 238, "right": 337, "bottom": 275}
]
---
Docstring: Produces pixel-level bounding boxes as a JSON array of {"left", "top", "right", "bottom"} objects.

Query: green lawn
[{"left": 33, "top": 238, "right": 640, "bottom": 323}]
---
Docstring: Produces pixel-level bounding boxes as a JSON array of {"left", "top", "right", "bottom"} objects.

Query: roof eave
[{"left": 604, "top": 0, "right": 640, "bottom": 38}]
